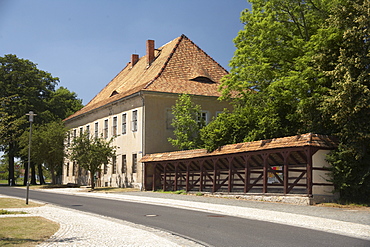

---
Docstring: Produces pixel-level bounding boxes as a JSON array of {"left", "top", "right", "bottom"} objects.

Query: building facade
[{"left": 63, "top": 35, "right": 231, "bottom": 189}]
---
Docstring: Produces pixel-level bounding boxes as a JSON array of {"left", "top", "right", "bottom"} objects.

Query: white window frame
[
  {"left": 112, "top": 116, "right": 117, "bottom": 136},
  {"left": 112, "top": 156, "right": 117, "bottom": 174},
  {"left": 121, "top": 154, "right": 127, "bottom": 174},
  {"left": 104, "top": 119, "right": 109, "bottom": 138},
  {"left": 94, "top": 122, "right": 99, "bottom": 138},
  {"left": 86, "top": 125, "right": 90, "bottom": 138},
  {"left": 197, "top": 111, "right": 209, "bottom": 124},
  {"left": 131, "top": 110, "right": 138, "bottom": 132},
  {"left": 132, "top": 153, "right": 137, "bottom": 173},
  {"left": 122, "top": 113, "right": 127, "bottom": 135}
]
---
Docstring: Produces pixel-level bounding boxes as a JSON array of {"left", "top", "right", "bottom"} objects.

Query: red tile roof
[
  {"left": 140, "top": 133, "right": 339, "bottom": 163},
  {"left": 65, "top": 35, "right": 228, "bottom": 121}
]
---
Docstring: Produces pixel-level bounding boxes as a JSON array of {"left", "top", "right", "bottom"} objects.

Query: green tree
[
  {"left": 69, "top": 133, "right": 116, "bottom": 189},
  {"left": 0, "top": 54, "right": 58, "bottom": 185},
  {"left": 219, "top": 0, "right": 336, "bottom": 142},
  {"left": 201, "top": 106, "right": 258, "bottom": 151},
  {"left": 0, "top": 54, "right": 83, "bottom": 186},
  {"left": 320, "top": 0, "right": 370, "bottom": 202},
  {"left": 19, "top": 121, "right": 67, "bottom": 185},
  {"left": 168, "top": 94, "right": 205, "bottom": 150},
  {"left": 43, "top": 87, "right": 83, "bottom": 121}
]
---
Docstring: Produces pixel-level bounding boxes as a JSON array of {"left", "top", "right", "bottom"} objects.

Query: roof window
[
  {"left": 190, "top": 76, "right": 215, "bottom": 84},
  {"left": 110, "top": 90, "right": 119, "bottom": 97}
]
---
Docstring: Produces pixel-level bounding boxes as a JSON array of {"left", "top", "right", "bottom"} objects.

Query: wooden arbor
[{"left": 141, "top": 133, "right": 338, "bottom": 195}]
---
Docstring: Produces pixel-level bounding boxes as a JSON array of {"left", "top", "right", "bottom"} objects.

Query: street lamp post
[{"left": 26, "top": 111, "right": 36, "bottom": 205}]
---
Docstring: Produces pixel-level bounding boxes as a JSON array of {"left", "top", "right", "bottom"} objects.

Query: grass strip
[
  {"left": 0, "top": 217, "right": 59, "bottom": 246},
  {"left": 0, "top": 198, "right": 43, "bottom": 208}
]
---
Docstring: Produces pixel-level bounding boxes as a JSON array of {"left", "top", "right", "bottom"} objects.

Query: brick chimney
[
  {"left": 146, "top": 39, "right": 155, "bottom": 65},
  {"left": 131, "top": 54, "right": 139, "bottom": 67}
]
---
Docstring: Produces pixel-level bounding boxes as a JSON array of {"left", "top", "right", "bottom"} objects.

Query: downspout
[{"left": 140, "top": 91, "right": 145, "bottom": 190}]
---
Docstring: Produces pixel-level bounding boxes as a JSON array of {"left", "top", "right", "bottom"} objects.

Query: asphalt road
[{"left": 1, "top": 186, "right": 369, "bottom": 247}]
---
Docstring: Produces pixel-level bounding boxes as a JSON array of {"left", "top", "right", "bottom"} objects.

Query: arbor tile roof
[
  {"left": 140, "top": 133, "right": 339, "bottom": 163},
  {"left": 65, "top": 35, "right": 228, "bottom": 121}
]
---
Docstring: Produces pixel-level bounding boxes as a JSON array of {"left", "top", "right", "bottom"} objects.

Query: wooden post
[
  {"left": 228, "top": 157, "right": 234, "bottom": 193},
  {"left": 174, "top": 163, "right": 178, "bottom": 191},
  {"left": 152, "top": 163, "right": 157, "bottom": 191},
  {"left": 244, "top": 155, "right": 250, "bottom": 193},
  {"left": 212, "top": 158, "right": 218, "bottom": 193},
  {"left": 283, "top": 151, "right": 290, "bottom": 194},
  {"left": 163, "top": 164, "right": 167, "bottom": 191},
  {"left": 305, "top": 148, "right": 313, "bottom": 195},
  {"left": 186, "top": 162, "right": 190, "bottom": 192},
  {"left": 199, "top": 160, "right": 204, "bottom": 192},
  {"left": 263, "top": 154, "right": 268, "bottom": 193}
]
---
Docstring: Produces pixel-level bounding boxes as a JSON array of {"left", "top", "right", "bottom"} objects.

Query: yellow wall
[
  {"left": 63, "top": 91, "right": 231, "bottom": 189},
  {"left": 143, "top": 92, "right": 232, "bottom": 155}
]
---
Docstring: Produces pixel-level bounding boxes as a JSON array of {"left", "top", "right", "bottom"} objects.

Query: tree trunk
[
  {"left": 38, "top": 164, "right": 45, "bottom": 185},
  {"left": 8, "top": 142, "right": 15, "bottom": 186},
  {"left": 90, "top": 171, "right": 95, "bottom": 190},
  {"left": 51, "top": 167, "right": 56, "bottom": 185},
  {"left": 31, "top": 162, "right": 37, "bottom": 185}
]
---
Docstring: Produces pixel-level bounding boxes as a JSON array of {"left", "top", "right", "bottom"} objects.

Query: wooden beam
[
  {"left": 282, "top": 151, "right": 290, "bottom": 194},
  {"left": 186, "top": 162, "right": 190, "bottom": 192},
  {"left": 212, "top": 158, "right": 218, "bottom": 193},
  {"left": 228, "top": 156, "right": 234, "bottom": 192},
  {"left": 287, "top": 171, "right": 306, "bottom": 193},
  {"left": 243, "top": 155, "right": 251, "bottom": 193},
  {"left": 263, "top": 153, "right": 268, "bottom": 193},
  {"left": 152, "top": 163, "right": 157, "bottom": 191},
  {"left": 174, "top": 163, "right": 178, "bottom": 191},
  {"left": 305, "top": 147, "right": 313, "bottom": 195},
  {"left": 163, "top": 164, "right": 167, "bottom": 191}
]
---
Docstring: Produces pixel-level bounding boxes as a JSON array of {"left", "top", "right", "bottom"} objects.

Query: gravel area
[
  {"left": 1, "top": 189, "right": 370, "bottom": 246},
  {"left": 0, "top": 194, "right": 202, "bottom": 247}
]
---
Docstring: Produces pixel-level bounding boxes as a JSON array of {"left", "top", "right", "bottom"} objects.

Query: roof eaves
[{"left": 64, "top": 90, "right": 142, "bottom": 123}]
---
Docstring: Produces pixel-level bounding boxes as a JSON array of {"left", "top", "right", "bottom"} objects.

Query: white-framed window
[
  {"left": 94, "top": 122, "right": 99, "bottom": 138},
  {"left": 112, "top": 156, "right": 117, "bottom": 174},
  {"left": 197, "top": 111, "right": 209, "bottom": 125},
  {"left": 86, "top": 125, "right": 90, "bottom": 138},
  {"left": 122, "top": 113, "right": 127, "bottom": 135},
  {"left": 73, "top": 129, "right": 77, "bottom": 139},
  {"left": 121, "top": 154, "right": 127, "bottom": 173},
  {"left": 79, "top": 127, "right": 83, "bottom": 136},
  {"left": 131, "top": 110, "right": 138, "bottom": 132},
  {"left": 66, "top": 163, "right": 69, "bottom": 177},
  {"left": 166, "top": 108, "right": 174, "bottom": 129},
  {"left": 216, "top": 111, "right": 223, "bottom": 118},
  {"left": 112, "top": 116, "right": 117, "bottom": 136},
  {"left": 104, "top": 163, "right": 108, "bottom": 174},
  {"left": 132, "top": 153, "right": 137, "bottom": 173},
  {"left": 104, "top": 119, "right": 108, "bottom": 138},
  {"left": 67, "top": 131, "right": 71, "bottom": 147},
  {"left": 72, "top": 161, "right": 76, "bottom": 176}
]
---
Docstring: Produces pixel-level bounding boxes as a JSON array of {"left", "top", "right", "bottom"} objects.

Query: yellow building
[{"left": 63, "top": 35, "right": 231, "bottom": 189}]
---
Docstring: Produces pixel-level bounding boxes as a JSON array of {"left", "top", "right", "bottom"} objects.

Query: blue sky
[{"left": 1, "top": 0, "right": 250, "bottom": 104}]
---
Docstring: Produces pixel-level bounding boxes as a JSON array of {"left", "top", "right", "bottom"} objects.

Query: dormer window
[
  {"left": 190, "top": 76, "right": 215, "bottom": 84},
  {"left": 110, "top": 90, "right": 119, "bottom": 97}
]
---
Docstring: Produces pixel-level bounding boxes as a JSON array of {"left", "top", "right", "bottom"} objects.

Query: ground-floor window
[
  {"left": 122, "top": 155, "right": 127, "bottom": 173},
  {"left": 132, "top": 153, "right": 137, "bottom": 173}
]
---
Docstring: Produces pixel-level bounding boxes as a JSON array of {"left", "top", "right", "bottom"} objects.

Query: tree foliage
[
  {"left": 0, "top": 54, "right": 83, "bottom": 185},
  {"left": 69, "top": 133, "right": 116, "bottom": 189},
  {"left": 319, "top": 0, "right": 370, "bottom": 202},
  {"left": 19, "top": 121, "right": 67, "bottom": 184},
  {"left": 202, "top": 0, "right": 369, "bottom": 202},
  {"left": 219, "top": 0, "right": 335, "bottom": 143},
  {"left": 168, "top": 94, "right": 205, "bottom": 150}
]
